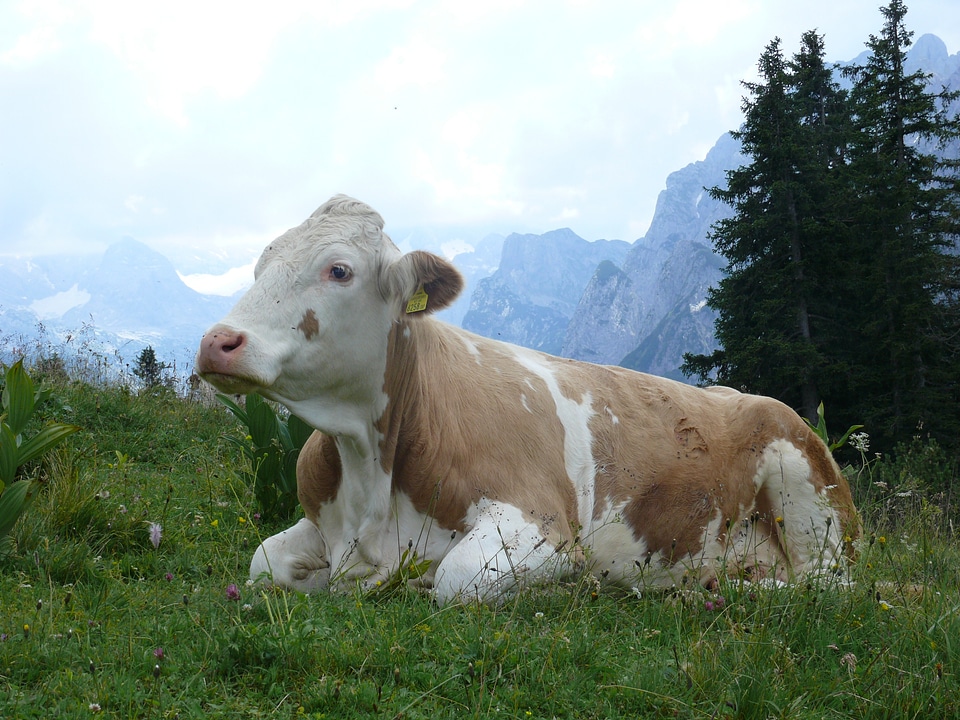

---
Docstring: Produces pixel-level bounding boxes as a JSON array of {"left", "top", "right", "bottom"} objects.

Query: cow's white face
[{"left": 196, "top": 195, "right": 462, "bottom": 431}]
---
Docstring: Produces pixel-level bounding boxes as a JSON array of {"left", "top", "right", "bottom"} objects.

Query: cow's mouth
[{"left": 197, "top": 370, "right": 263, "bottom": 395}]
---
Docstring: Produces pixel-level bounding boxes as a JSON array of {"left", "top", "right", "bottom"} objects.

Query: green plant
[
  {"left": 0, "top": 360, "right": 80, "bottom": 552},
  {"left": 217, "top": 393, "right": 312, "bottom": 521},
  {"left": 804, "top": 401, "right": 864, "bottom": 454}
]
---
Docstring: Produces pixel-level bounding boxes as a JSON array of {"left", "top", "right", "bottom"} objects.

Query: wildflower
[
  {"left": 89, "top": 703, "right": 102, "bottom": 713},
  {"left": 23, "top": 624, "right": 29, "bottom": 639},
  {"left": 878, "top": 536, "right": 886, "bottom": 545},
  {"left": 210, "top": 519, "right": 219, "bottom": 529},
  {"left": 849, "top": 432, "right": 870, "bottom": 453},
  {"left": 148, "top": 522, "right": 162, "bottom": 549},
  {"left": 164, "top": 573, "right": 174, "bottom": 582},
  {"left": 253, "top": 512, "right": 261, "bottom": 522},
  {"left": 775, "top": 516, "right": 784, "bottom": 527},
  {"left": 0, "top": 634, "right": 7, "bottom": 642},
  {"left": 534, "top": 612, "right": 544, "bottom": 619},
  {"left": 840, "top": 652, "right": 857, "bottom": 672},
  {"left": 878, "top": 600, "right": 892, "bottom": 612},
  {"left": 154, "top": 647, "right": 164, "bottom": 660},
  {"left": 242, "top": 603, "right": 253, "bottom": 612},
  {"left": 238, "top": 516, "right": 247, "bottom": 524},
  {"left": 225, "top": 583, "right": 241, "bottom": 601}
]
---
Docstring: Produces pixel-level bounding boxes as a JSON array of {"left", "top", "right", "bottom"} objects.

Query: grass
[{"left": 1, "top": 378, "right": 959, "bottom": 718}]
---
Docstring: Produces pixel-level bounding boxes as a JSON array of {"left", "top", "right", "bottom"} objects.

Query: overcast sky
[{"left": 2, "top": 0, "right": 959, "bottom": 293}]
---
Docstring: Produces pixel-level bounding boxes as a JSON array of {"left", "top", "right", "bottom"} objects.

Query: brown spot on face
[{"left": 298, "top": 309, "right": 320, "bottom": 340}]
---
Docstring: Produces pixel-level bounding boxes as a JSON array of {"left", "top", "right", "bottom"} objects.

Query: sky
[{"left": 2, "top": 0, "right": 960, "bottom": 295}]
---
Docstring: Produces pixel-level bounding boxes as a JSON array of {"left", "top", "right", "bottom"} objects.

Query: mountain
[
  {"left": 461, "top": 229, "right": 630, "bottom": 354},
  {"left": 562, "top": 133, "right": 742, "bottom": 378},
  {"left": 0, "top": 239, "right": 236, "bottom": 381}
]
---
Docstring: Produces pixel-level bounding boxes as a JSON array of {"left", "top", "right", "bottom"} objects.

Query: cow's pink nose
[{"left": 197, "top": 328, "right": 246, "bottom": 376}]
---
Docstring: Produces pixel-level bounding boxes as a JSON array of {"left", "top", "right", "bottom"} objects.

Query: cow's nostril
[{"left": 221, "top": 334, "right": 245, "bottom": 354}]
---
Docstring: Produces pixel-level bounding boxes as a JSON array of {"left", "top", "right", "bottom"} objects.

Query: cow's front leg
[
  {"left": 433, "top": 499, "right": 573, "bottom": 604},
  {"left": 250, "top": 518, "right": 330, "bottom": 592}
]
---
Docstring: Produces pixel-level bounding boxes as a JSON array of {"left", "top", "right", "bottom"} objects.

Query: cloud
[
  {"left": 178, "top": 260, "right": 257, "bottom": 296},
  {"left": 1, "top": 0, "right": 958, "bottom": 265}
]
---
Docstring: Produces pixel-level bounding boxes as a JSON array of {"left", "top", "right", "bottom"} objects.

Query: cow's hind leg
[
  {"left": 755, "top": 439, "right": 846, "bottom": 579},
  {"left": 433, "top": 499, "right": 572, "bottom": 604},
  {"left": 250, "top": 518, "right": 330, "bottom": 592}
]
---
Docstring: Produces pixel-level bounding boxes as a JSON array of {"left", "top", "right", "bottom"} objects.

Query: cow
[{"left": 196, "top": 195, "right": 860, "bottom": 603}]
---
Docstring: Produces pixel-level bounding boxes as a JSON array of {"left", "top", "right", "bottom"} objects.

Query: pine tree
[
  {"left": 686, "top": 2, "right": 960, "bottom": 453},
  {"left": 839, "top": 0, "right": 960, "bottom": 447},
  {"left": 682, "top": 33, "right": 850, "bottom": 423},
  {"left": 133, "top": 346, "right": 168, "bottom": 389}
]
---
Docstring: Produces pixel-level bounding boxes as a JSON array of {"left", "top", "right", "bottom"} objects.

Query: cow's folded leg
[
  {"left": 432, "top": 499, "right": 572, "bottom": 604},
  {"left": 250, "top": 518, "right": 330, "bottom": 592}
]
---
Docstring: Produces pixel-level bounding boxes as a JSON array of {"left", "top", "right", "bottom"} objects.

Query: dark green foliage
[
  {"left": 684, "top": 2, "right": 960, "bottom": 458},
  {"left": 0, "top": 360, "right": 80, "bottom": 552},
  {"left": 132, "top": 345, "right": 170, "bottom": 389},
  {"left": 218, "top": 393, "right": 312, "bottom": 521}
]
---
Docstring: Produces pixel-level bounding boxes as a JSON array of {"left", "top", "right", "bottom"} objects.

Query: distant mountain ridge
[
  {"left": 462, "top": 229, "right": 630, "bottom": 354},
  {"left": 0, "top": 240, "right": 236, "bottom": 379}
]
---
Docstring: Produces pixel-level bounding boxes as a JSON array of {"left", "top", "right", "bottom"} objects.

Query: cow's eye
[{"left": 330, "top": 264, "right": 350, "bottom": 281}]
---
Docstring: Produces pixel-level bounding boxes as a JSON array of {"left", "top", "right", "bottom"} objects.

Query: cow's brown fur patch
[{"left": 297, "top": 309, "right": 320, "bottom": 340}]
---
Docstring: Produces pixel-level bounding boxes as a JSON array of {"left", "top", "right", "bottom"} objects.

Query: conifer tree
[
  {"left": 682, "top": 33, "right": 849, "bottom": 423},
  {"left": 133, "top": 346, "right": 168, "bottom": 389},
  {"left": 839, "top": 0, "right": 960, "bottom": 447},
  {"left": 684, "top": 1, "right": 960, "bottom": 453}
]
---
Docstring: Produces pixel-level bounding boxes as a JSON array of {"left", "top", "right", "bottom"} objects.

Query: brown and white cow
[{"left": 196, "top": 195, "right": 860, "bottom": 603}]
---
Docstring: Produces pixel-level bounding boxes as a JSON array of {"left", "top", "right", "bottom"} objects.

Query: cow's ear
[{"left": 385, "top": 250, "right": 464, "bottom": 315}]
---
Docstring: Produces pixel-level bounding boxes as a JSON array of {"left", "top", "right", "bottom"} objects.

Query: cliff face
[
  {"left": 562, "top": 133, "right": 742, "bottom": 378},
  {"left": 461, "top": 229, "right": 629, "bottom": 355}
]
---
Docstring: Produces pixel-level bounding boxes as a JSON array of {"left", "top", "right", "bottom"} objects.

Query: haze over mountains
[{"left": 2, "top": 34, "right": 957, "bottom": 386}]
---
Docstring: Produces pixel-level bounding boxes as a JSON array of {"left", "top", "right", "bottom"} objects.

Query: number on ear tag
[{"left": 405, "top": 286, "right": 429, "bottom": 314}]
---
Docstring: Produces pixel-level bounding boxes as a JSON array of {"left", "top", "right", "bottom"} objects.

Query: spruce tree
[
  {"left": 133, "top": 346, "right": 168, "bottom": 389},
  {"left": 839, "top": 0, "right": 960, "bottom": 448},
  {"left": 682, "top": 33, "right": 849, "bottom": 423}
]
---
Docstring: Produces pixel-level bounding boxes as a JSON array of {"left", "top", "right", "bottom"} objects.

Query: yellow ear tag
[{"left": 405, "top": 285, "right": 429, "bottom": 314}]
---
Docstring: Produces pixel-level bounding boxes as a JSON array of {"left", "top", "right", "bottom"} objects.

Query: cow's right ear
[{"left": 384, "top": 250, "right": 464, "bottom": 316}]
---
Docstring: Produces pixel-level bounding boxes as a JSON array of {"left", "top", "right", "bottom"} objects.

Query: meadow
[{"left": 1, "top": 369, "right": 958, "bottom": 719}]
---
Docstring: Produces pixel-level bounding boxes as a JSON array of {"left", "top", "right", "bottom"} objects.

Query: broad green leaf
[
  {"left": 247, "top": 396, "right": 280, "bottom": 447},
  {"left": 216, "top": 393, "right": 249, "bottom": 426},
  {"left": 17, "top": 423, "right": 81, "bottom": 466},
  {"left": 0, "top": 479, "right": 35, "bottom": 538},
  {"left": 0, "top": 422, "right": 18, "bottom": 487},
  {"left": 2, "top": 360, "right": 37, "bottom": 436},
  {"left": 288, "top": 414, "right": 314, "bottom": 449},
  {"left": 829, "top": 424, "right": 865, "bottom": 453}
]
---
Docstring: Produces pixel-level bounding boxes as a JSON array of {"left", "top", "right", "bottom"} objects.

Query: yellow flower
[
  {"left": 878, "top": 536, "right": 886, "bottom": 545},
  {"left": 878, "top": 600, "right": 892, "bottom": 611},
  {"left": 238, "top": 517, "right": 246, "bottom": 524},
  {"left": 211, "top": 519, "right": 219, "bottom": 528}
]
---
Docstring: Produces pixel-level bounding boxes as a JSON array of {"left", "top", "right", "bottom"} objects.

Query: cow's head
[{"left": 196, "top": 195, "right": 463, "bottom": 428}]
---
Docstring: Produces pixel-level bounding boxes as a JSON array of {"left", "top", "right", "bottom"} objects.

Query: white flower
[
  {"left": 849, "top": 432, "right": 870, "bottom": 453},
  {"left": 148, "top": 522, "right": 162, "bottom": 549}
]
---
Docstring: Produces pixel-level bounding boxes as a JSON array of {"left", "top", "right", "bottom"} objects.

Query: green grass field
[{"left": 1, "top": 379, "right": 958, "bottom": 718}]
